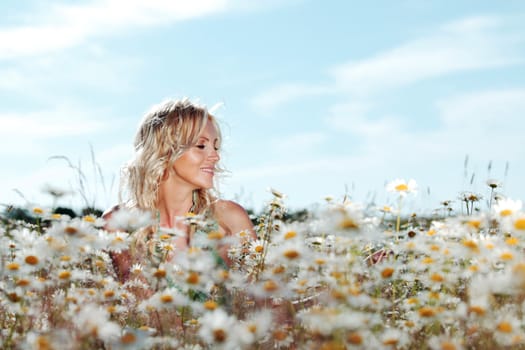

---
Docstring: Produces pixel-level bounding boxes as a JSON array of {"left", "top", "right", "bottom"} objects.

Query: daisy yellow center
[
  {"left": 121, "top": 333, "right": 137, "bottom": 344},
  {"left": 462, "top": 240, "right": 479, "bottom": 250},
  {"left": 213, "top": 329, "right": 227, "bottom": 343},
  {"left": 349, "top": 287, "right": 361, "bottom": 296},
  {"left": 7, "top": 262, "right": 20, "bottom": 271},
  {"left": 467, "top": 220, "right": 481, "bottom": 229},
  {"left": 381, "top": 267, "right": 394, "bottom": 279},
  {"left": 208, "top": 231, "right": 224, "bottom": 240},
  {"left": 338, "top": 217, "right": 358, "bottom": 229},
  {"left": 248, "top": 324, "right": 257, "bottom": 333},
  {"left": 284, "top": 231, "right": 297, "bottom": 239},
  {"left": 500, "top": 252, "right": 514, "bottom": 261},
  {"left": 64, "top": 226, "right": 78, "bottom": 235},
  {"left": 186, "top": 272, "right": 200, "bottom": 285},
  {"left": 83, "top": 215, "right": 95, "bottom": 223},
  {"left": 273, "top": 266, "right": 286, "bottom": 274},
  {"left": 8, "top": 293, "right": 21, "bottom": 302},
  {"left": 203, "top": 300, "right": 218, "bottom": 310},
  {"left": 498, "top": 321, "right": 513, "bottom": 333},
  {"left": 36, "top": 336, "right": 51, "bottom": 349},
  {"left": 429, "top": 244, "right": 440, "bottom": 251},
  {"left": 419, "top": 306, "right": 436, "bottom": 317},
  {"left": 264, "top": 280, "right": 279, "bottom": 292},
  {"left": 273, "top": 330, "right": 288, "bottom": 341},
  {"left": 407, "top": 297, "right": 419, "bottom": 305},
  {"left": 383, "top": 338, "right": 398, "bottom": 346},
  {"left": 331, "top": 290, "right": 346, "bottom": 300},
  {"left": 395, "top": 184, "right": 408, "bottom": 191},
  {"left": 16, "top": 279, "right": 31, "bottom": 287},
  {"left": 422, "top": 257, "right": 434, "bottom": 264},
  {"left": 429, "top": 292, "right": 440, "bottom": 300},
  {"left": 104, "top": 290, "right": 115, "bottom": 298},
  {"left": 33, "top": 207, "right": 44, "bottom": 214},
  {"left": 65, "top": 296, "right": 77, "bottom": 304},
  {"left": 514, "top": 218, "right": 525, "bottom": 230},
  {"left": 283, "top": 249, "right": 300, "bottom": 259},
  {"left": 506, "top": 237, "right": 519, "bottom": 245},
  {"left": 431, "top": 273, "right": 444, "bottom": 282},
  {"left": 153, "top": 269, "right": 166, "bottom": 279},
  {"left": 219, "top": 270, "right": 229, "bottom": 279},
  {"left": 254, "top": 245, "right": 264, "bottom": 253},
  {"left": 500, "top": 209, "right": 513, "bottom": 217},
  {"left": 330, "top": 271, "right": 344, "bottom": 279},
  {"left": 320, "top": 341, "right": 345, "bottom": 350},
  {"left": 58, "top": 271, "right": 71, "bottom": 280},
  {"left": 469, "top": 306, "right": 486, "bottom": 316},
  {"left": 406, "top": 242, "right": 416, "bottom": 249},
  {"left": 347, "top": 332, "right": 363, "bottom": 345},
  {"left": 160, "top": 295, "right": 173, "bottom": 303},
  {"left": 441, "top": 342, "right": 457, "bottom": 350}
]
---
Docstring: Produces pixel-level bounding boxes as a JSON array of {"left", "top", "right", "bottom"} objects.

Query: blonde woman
[{"left": 104, "top": 98, "right": 255, "bottom": 282}]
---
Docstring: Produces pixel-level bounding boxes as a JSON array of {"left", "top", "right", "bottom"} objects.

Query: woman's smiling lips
[{"left": 200, "top": 167, "right": 215, "bottom": 175}]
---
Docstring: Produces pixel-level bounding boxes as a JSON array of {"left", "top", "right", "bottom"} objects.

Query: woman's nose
[{"left": 209, "top": 149, "right": 220, "bottom": 161}]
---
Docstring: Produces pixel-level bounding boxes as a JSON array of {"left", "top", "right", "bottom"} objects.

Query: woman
[{"left": 104, "top": 98, "right": 256, "bottom": 283}]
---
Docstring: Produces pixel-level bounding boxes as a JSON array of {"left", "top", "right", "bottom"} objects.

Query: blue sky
[{"left": 1, "top": 0, "right": 524, "bottom": 214}]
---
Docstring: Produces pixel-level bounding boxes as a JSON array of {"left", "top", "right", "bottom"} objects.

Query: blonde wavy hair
[{"left": 121, "top": 98, "right": 222, "bottom": 214}]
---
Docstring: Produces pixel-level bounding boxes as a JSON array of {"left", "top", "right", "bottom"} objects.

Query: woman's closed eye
[{"left": 196, "top": 144, "right": 220, "bottom": 151}]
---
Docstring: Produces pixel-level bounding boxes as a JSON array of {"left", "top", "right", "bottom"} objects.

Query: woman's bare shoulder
[
  {"left": 212, "top": 199, "right": 248, "bottom": 214},
  {"left": 211, "top": 199, "right": 255, "bottom": 237}
]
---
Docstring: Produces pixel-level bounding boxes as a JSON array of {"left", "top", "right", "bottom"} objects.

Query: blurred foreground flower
[{"left": 386, "top": 178, "right": 418, "bottom": 196}]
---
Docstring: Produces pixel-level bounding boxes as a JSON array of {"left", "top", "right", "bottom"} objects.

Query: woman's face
[{"left": 170, "top": 119, "right": 220, "bottom": 190}]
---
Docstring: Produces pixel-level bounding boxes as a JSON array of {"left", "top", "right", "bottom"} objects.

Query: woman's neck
[{"left": 157, "top": 183, "right": 195, "bottom": 228}]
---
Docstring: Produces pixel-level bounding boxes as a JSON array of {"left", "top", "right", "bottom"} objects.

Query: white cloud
[
  {"left": 252, "top": 14, "right": 524, "bottom": 110},
  {"left": 270, "top": 131, "right": 326, "bottom": 153},
  {"left": 437, "top": 88, "right": 525, "bottom": 128},
  {"left": 331, "top": 15, "right": 522, "bottom": 96},
  {"left": 251, "top": 83, "right": 333, "bottom": 111},
  {"left": 0, "top": 48, "right": 141, "bottom": 100},
  {"left": 326, "top": 102, "right": 401, "bottom": 137},
  {"left": 0, "top": 0, "right": 231, "bottom": 60},
  {"left": 231, "top": 87, "right": 525, "bottom": 209},
  {"left": 0, "top": 109, "right": 109, "bottom": 138}
]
